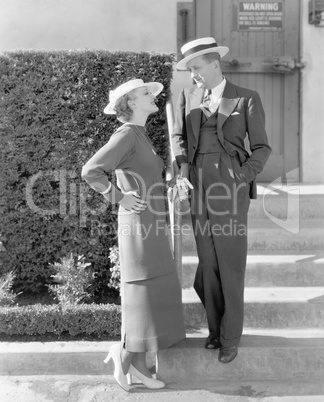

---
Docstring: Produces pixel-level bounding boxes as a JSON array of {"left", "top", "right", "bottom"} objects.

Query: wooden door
[{"left": 195, "top": 0, "right": 302, "bottom": 182}]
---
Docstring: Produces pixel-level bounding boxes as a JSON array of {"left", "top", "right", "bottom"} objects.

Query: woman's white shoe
[
  {"left": 128, "top": 364, "right": 165, "bottom": 389},
  {"left": 103, "top": 344, "right": 130, "bottom": 392}
]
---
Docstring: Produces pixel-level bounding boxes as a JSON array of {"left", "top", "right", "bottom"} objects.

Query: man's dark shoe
[
  {"left": 218, "top": 346, "right": 238, "bottom": 363},
  {"left": 205, "top": 336, "right": 221, "bottom": 350}
]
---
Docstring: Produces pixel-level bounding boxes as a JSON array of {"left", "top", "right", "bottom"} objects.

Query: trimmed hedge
[
  {"left": 0, "top": 303, "right": 121, "bottom": 338},
  {"left": 0, "top": 50, "right": 174, "bottom": 296}
]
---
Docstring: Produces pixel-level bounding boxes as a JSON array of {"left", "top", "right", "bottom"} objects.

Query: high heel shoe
[
  {"left": 103, "top": 344, "right": 130, "bottom": 392},
  {"left": 127, "top": 364, "right": 165, "bottom": 389}
]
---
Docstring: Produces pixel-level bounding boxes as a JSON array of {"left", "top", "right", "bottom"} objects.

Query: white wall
[
  {"left": 300, "top": 2, "right": 324, "bottom": 183},
  {"left": 0, "top": 0, "right": 178, "bottom": 52}
]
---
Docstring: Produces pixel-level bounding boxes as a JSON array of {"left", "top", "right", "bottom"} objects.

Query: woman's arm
[{"left": 81, "top": 127, "right": 135, "bottom": 204}]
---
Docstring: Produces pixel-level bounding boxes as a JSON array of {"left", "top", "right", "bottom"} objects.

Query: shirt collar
[{"left": 210, "top": 77, "right": 226, "bottom": 100}]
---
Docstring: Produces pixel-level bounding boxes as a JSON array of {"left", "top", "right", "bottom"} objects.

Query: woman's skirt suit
[{"left": 82, "top": 123, "right": 185, "bottom": 352}]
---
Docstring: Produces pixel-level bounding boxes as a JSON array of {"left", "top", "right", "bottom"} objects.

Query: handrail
[{"left": 165, "top": 99, "right": 182, "bottom": 288}]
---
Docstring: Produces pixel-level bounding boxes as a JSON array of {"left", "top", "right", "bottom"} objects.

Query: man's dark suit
[{"left": 172, "top": 79, "right": 271, "bottom": 347}]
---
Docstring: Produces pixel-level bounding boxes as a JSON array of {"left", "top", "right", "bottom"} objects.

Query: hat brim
[
  {"left": 104, "top": 82, "right": 164, "bottom": 114},
  {"left": 176, "top": 47, "right": 229, "bottom": 71}
]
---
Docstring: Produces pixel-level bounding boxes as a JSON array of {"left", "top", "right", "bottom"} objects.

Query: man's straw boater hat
[
  {"left": 176, "top": 37, "right": 229, "bottom": 71},
  {"left": 104, "top": 79, "right": 164, "bottom": 114}
]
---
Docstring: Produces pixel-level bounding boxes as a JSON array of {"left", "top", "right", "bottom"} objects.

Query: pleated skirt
[{"left": 121, "top": 270, "right": 185, "bottom": 352}]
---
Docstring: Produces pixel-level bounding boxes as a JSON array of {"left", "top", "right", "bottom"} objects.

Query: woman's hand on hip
[{"left": 119, "top": 191, "right": 147, "bottom": 213}]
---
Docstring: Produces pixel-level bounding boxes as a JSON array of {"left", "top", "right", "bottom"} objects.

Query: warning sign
[{"left": 238, "top": 1, "right": 283, "bottom": 30}]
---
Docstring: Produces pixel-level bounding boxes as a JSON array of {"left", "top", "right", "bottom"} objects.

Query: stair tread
[
  {"left": 182, "top": 254, "right": 324, "bottom": 264},
  {"left": 256, "top": 183, "right": 324, "bottom": 196},
  {"left": 248, "top": 219, "right": 324, "bottom": 229},
  {"left": 177, "top": 334, "right": 324, "bottom": 348},
  {"left": 183, "top": 287, "right": 324, "bottom": 303},
  {"left": 186, "top": 327, "right": 324, "bottom": 339},
  {"left": 180, "top": 217, "right": 324, "bottom": 227}
]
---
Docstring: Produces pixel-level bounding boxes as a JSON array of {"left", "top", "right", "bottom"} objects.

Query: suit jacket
[{"left": 172, "top": 80, "right": 272, "bottom": 199}]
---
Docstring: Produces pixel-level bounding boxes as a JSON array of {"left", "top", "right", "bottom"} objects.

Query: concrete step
[
  {"left": 3, "top": 335, "right": 324, "bottom": 398},
  {"left": 182, "top": 287, "right": 324, "bottom": 329},
  {"left": 250, "top": 184, "right": 324, "bottom": 220},
  {"left": 179, "top": 184, "right": 324, "bottom": 220},
  {"left": 247, "top": 219, "right": 324, "bottom": 251},
  {"left": 0, "top": 341, "right": 156, "bottom": 376},
  {"left": 2, "top": 375, "right": 324, "bottom": 400},
  {"left": 180, "top": 218, "right": 324, "bottom": 252},
  {"left": 186, "top": 326, "right": 324, "bottom": 338},
  {"left": 156, "top": 328, "right": 324, "bottom": 384},
  {"left": 2, "top": 337, "right": 324, "bottom": 399},
  {"left": 249, "top": 195, "right": 324, "bottom": 220},
  {"left": 181, "top": 252, "right": 324, "bottom": 288}
]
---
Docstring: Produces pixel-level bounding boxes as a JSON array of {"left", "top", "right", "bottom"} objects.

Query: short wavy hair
[{"left": 113, "top": 91, "right": 135, "bottom": 123}]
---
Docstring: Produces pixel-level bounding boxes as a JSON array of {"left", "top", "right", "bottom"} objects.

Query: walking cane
[{"left": 165, "top": 100, "right": 183, "bottom": 292}]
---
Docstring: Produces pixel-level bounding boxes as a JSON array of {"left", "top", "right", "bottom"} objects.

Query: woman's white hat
[
  {"left": 104, "top": 79, "right": 164, "bottom": 114},
  {"left": 176, "top": 37, "right": 229, "bottom": 71}
]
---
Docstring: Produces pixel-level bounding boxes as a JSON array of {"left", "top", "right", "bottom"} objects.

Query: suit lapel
[
  {"left": 217, "top": 81, "right": 240, "bottom": 144},
  {"left": 189, "top": 86, "right": 205, "bottom": 140},
  {"left": 189, "top": 86, "right": 205, "bottom": 111},
  {"left": 187, "top": 81, "right": 240, "bottom": 143}
]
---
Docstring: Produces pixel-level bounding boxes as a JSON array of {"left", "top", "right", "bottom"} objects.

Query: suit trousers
[{"left": 190, "top": 150, "right": 250, "bottom": 347}]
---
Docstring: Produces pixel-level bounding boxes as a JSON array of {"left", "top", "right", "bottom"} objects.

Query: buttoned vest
[{"left": 197, "top": 112, "right": 225, "bottom": 154}]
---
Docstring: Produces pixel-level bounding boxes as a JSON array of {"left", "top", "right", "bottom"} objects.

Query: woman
[{"left": 81, "top": 79, "right": 185, "bottom": 391}]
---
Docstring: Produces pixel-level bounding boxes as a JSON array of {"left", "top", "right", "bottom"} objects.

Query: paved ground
[{"left": 1, "top": 375, "right": 324, "bottom": 402}]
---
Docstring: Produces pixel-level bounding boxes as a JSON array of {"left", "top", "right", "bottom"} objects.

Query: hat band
[{"left": 182, "top": 42, "right": 219, "bottom": 58}]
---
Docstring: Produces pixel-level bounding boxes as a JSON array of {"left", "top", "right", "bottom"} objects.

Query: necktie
[
  {"left": 202, "top": 90, "right": 212, "bottom": 111},
  {"left": 200, "top": 89, "right": 213, "bottom": 117}
]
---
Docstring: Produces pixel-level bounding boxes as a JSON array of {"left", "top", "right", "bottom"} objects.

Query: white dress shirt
[{"left": 205, "top": 77, "right": 226, "bottom": 114}]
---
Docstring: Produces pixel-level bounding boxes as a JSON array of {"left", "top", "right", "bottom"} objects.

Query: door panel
[{"left": 195, "top": 0, "right": 301, "bottom": 182}]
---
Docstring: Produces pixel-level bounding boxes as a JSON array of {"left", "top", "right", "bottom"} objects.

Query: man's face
[{"left": 186, "top": 55, "right": 217, "bottom": 89}]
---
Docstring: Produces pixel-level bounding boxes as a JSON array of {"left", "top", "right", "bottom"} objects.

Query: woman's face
[{"left": 129, "top": 87, "right": 159, "bottom": 115}]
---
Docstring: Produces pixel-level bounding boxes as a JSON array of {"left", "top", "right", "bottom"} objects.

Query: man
[{"left": 172, "top": 37, "right": 271, "bottom": 363}]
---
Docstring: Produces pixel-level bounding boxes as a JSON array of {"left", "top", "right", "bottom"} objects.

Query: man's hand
[
  {"left": 167, "top": 172, "right": 194, "bottom": 202},
  {"left": 119, "top": 191, "right": 147, "bottom": 213}
]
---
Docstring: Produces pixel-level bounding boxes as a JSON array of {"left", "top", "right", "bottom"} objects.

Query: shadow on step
[{"left": 129, "top": 379, "right": 324, "bottom": 399}]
